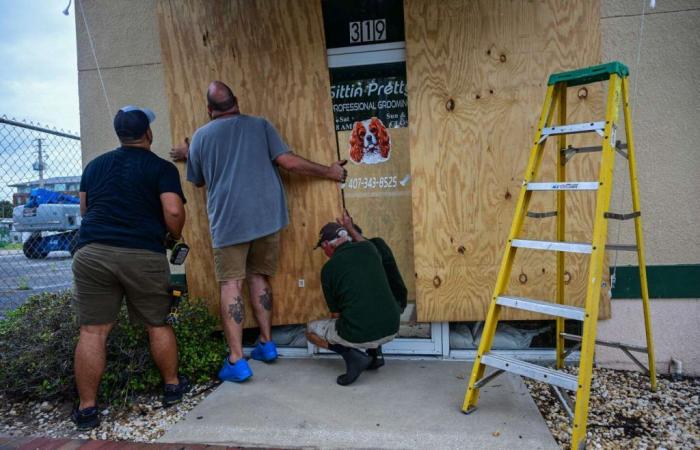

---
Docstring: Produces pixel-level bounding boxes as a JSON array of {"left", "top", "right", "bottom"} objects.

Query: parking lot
[{"left": 0, "top": 249, "right": 72, "bottom": 316}]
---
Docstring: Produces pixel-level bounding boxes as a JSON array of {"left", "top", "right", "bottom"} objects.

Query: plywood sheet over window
[
  {"left": 405, "top": 0, "right": 610, "bottom": 321},
  {"left": 156, "top": 0, "right": 340, "bottom": 326}
]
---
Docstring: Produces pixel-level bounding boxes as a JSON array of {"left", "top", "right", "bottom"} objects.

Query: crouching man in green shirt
[{"left": 306, "top": 213, "right": 407, "bottom": 386}]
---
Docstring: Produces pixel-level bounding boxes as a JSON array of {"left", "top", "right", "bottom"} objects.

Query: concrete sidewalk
[{"left": 160, "top": 358, "right": 558, "bottom": 449}]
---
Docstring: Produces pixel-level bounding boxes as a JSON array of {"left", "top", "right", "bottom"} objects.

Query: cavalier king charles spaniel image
[{"left": 349, "top": 117, "right": 392, "bottom": 164}]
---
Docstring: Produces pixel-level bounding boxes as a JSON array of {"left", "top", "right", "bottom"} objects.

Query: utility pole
[{"left": 33, "top": 138, "right": 45, "bottom": 187}]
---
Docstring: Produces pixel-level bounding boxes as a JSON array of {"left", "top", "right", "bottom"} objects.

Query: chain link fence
[{"left": 0, "top": 116, "right": 81, "bottom": 317}]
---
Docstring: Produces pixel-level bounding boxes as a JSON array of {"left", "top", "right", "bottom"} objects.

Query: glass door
[{"left": 322, "top": 0, "right": 441, "bottom": 355}]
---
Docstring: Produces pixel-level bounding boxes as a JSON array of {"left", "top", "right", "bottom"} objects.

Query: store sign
[{"left": 331, "top": 75, "right": 408, "bottom": 132}]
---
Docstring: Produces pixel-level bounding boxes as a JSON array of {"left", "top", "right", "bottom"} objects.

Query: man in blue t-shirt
[
  {"left": 71, "top": 106, "right": 189, "bottom": 430},
  {"left": 170, "top": 81, "right": 347, "bottom": 383}
]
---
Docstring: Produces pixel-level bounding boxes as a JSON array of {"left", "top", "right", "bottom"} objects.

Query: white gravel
[
  {"left": 0, "top": 382, "right": 218, "bottom": 442},
  {"left": 524, "top": 367, "right": 700, "bottom": 449}
]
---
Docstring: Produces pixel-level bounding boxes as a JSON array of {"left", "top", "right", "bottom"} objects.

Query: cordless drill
[
  {"left": 165, "top": 233, "right": 189, "bottom": 265},
  {"left": 166, "top": 284, "right": 187, "bottom": 326}
]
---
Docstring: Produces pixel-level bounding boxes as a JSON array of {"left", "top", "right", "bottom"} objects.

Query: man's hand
[
  {"left": 336, "top": 209, "right": 364, "bottom": 241},
  {"left": 336, "top": 209, "right": 354, "bottom": 230},
  {"left": 170, "top": 137, "right": 190, "bottom": 162},
  {"left": 328, "top": 160, "right": 348, "bottom": 183}
]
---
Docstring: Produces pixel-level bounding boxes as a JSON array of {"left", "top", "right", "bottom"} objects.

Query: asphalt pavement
[{"left": 0, "top": 249, "right": 73, "bottom": 317}]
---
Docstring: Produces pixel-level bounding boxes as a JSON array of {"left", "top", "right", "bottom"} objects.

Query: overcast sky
[{"left": 0, "top": 0, "right": 79, "bottom": 133}]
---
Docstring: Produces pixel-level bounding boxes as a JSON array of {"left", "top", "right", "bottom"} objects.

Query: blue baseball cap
[{"left": 113, "top": 105, "right": 156, "bottom": 139}]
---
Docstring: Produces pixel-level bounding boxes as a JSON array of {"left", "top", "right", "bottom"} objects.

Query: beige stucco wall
[
  {"left": 597, "top": 299, "right": 700, "bottom": 375},
  {"left": 75, "top": 0, "right": 700, "bottom": 372},
  {"left": 602, "top": 0, "right": 700, "bottom": 266},
  {"left": 597, "top": 0, "right": 700, "bottom": 375},
  {"left": 76, "top": 0, "right": 172, "bottom": 163}
]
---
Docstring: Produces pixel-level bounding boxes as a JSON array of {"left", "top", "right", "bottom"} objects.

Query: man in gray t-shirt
[
  {"left": 187, "top": 114, "right": 290, "bottom": 247},
  {"left": 172, "top": 81, "right": 346, "bottom": 383}
]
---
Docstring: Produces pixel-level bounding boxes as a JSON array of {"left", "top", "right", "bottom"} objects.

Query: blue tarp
[{"left": 25, "top": 188, "right": 79, "bottom": 208}]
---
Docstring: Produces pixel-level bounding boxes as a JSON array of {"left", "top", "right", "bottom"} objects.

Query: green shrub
[{"left": 0, "top": 290, "right": 225, "bottom": 403}]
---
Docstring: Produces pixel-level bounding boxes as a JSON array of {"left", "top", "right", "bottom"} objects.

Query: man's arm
[
  {"left": 371, "top": 238, "right": 408, "bottom": 313},
  {"left": 275, "top": 152, "right": 348, "bottom": 183},
  {"left": 180, "top": 138, "right": 207, "bottom": 188},
  {"left": 160, "top": 192, "right": 186, "bottom": 239},
  {"left": 79, "top": 192, "right": 87, "bottom": 216},
  {"left": 321, "top": 266, "right": 341, "bottom": 315}
]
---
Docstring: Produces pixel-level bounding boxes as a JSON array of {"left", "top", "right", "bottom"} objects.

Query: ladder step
[
  {"left": 548, "top": 61, "right": 630, "bottom": 87},
  {"left": 605, "top": 244, "right": 638, "bottom": 252},
  {"left": 561, "top": 141, "right": 628, "bottom": 163},
  {"left": 560, "top": 333, "right": 648, "bottom": 353},
  {"left": 604, "top": 211, "right": 640, "bottom": 221},
  {"left": 527, "top": 210, "right": 557, "bottom": 219},
  {"left": 511, "top": 239, "right": 592, "bottom": 254},
  {"left": 496, "top": 296, "right": 585, "bottom": 321},
  {"left": 539, "top": 121, "right": 606, "bottom": 143},
  {"left": 527, "top": 181, "right": 599, "bottom": 191},
  {"left": 481, "top": 353, "right": 579, "bottom": 391}
]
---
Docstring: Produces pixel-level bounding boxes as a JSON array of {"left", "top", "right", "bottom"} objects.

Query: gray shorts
[
  {"left": 307, "top": 319, "right": 395, "bottom": 350},
  {"left": 72, "top": 243, "right": 171, "bottom": 326}
]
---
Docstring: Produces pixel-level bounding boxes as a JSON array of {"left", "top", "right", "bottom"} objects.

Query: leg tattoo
[
  {"left": 259, "top": 288, "right": 273, "bottom": 312},
  {"left": 228, "top": 296, "right": 244, "bottom": 324}
]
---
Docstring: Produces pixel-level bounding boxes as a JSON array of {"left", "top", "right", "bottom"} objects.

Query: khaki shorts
[
  {"left": 307, "top": 319, "right": 395, "bottom": 350},
  {"left": 213, "top": 232, "right": 280, "bottom": 281},
  {"left": 72, "top": 243, "right": 171, "bottom": 326}
]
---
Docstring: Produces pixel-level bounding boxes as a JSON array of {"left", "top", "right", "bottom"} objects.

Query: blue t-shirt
[
  {"left": 187, "top": 115, "right": 290, "bottom": 248},
  {"left": 77, "top": 146, "right": 186, "bottom": 254}
]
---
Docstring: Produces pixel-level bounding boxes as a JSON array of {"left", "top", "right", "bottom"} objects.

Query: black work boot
[
  {"left": 366, "top": 346, "right": 385, "bottom": 370},
  {"left": 163, "top": 375, "right": 191, "bottom": 407},
  {"left": 328, "top": 344, "right": 372, "bottom": 386},
  {"left": 71, "top": 405, "right": 100, "bottom": 430}
]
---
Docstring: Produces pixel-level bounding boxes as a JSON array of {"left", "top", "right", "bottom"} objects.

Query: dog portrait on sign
[{"left": 348, "top": 117, "right": 392, "bottom": 164}]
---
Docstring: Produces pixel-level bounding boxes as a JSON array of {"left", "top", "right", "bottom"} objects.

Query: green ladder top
[{"left": 548, "top": 61, "right": 629, "bottom": 87}]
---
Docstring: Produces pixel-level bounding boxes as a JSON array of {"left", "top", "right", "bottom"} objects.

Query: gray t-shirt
[{"left": 186, "top": 114, "right": 290, "bottom": 248}]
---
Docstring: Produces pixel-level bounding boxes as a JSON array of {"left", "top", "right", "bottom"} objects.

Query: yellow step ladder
[{"left": 461, "top": 62, "right": 657, "bottom": 450}]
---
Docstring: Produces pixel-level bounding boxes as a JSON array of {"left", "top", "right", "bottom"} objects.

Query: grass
[
  {"left": 16, "top": 277, "right": 30, "bottom": 290},
  {"left": 0, "top": 243, "right": 22, "bottom": 251}
]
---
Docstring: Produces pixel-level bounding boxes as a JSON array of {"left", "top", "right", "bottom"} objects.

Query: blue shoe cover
[
  {"left": 251, "top": 341, "right": 278, "bottom": 362},
  {"left": 218, "top": 357, "right": 253, "bottom": 382}
]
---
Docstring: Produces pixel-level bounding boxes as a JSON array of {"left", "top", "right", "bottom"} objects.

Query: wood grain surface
[
  {"left": 405, "top": 0, "right": 610, "bottom": 321},
  {"left": 156, "top": 0, "right": 341, "bottom": 327}
]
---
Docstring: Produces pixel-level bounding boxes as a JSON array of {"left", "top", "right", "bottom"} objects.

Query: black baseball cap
[
  {"left": 113, "top": 105, "right": 156, "bottom": 139},
  {"left": 314, "top": 223, "right": 347, "bottom": 249}
]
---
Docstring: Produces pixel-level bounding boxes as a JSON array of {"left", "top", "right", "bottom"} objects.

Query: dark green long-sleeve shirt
[{"left": 321, "top": 240, "right": 402, "bottom": 343}]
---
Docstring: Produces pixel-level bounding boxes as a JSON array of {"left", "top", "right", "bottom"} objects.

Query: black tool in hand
[
  {"left": 165, "top": 233, "right": 189, "bottom": 265},
  {"left": 166, "top": 284, "right": 187, "bottom": 326}
]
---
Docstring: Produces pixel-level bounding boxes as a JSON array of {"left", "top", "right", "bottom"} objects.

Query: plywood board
[
  {"left": 156, "top": 0, "right": 341, "bottom": 327},
  {"left": 405, "top": 0, "right": 610, "bottom": 321}
]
